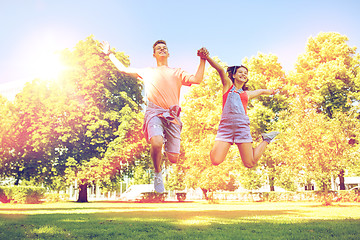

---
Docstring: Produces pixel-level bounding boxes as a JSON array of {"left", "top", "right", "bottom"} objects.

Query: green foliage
[
  {"left": 237, "top": 166, "right": 265, "bottom": 191},
  {"left": 166, "top": 165, "right": 186, "bottom": 191},
  {"left": 0, "top": 186, "right": 45, "bottom": 204},
  {"left": 0, "top": 36, "right": 148, "bottom": 202},
  {"left": 131, "top": 166, "right": 152, "bottom": 185},
  {"left": 290, "top": 32, "right": 360, "bottom": 118}
]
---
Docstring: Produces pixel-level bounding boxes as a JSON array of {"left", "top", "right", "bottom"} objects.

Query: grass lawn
[{"left": 1, "top": 201, "right": 360, "bottom": 240}]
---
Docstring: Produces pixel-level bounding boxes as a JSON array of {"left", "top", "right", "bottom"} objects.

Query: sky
[{"left": 1, "top": 0, "right": 360, "bottom": 99}]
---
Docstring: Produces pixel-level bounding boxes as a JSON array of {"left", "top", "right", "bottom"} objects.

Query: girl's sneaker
[{"left": 262, "top": 131, "right": 280, "bottom": 144}]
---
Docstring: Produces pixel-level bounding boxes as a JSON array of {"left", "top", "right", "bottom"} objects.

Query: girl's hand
[
  {"left": 268, "top": 89, "right": 277, "bottom": 95},
  {"left": 197, "top": 47, "right": 209, "bottom": 60},
  {"left": 263, "top": 89, "right": 277, "bottom": 95}
]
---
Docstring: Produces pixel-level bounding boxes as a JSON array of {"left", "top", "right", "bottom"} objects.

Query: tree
[
  {"left": 0, "top": 95, "right": 15, "bottom": 180},
  {"left": 0, "top": 36, "right": 147, "bottom": 202},
  {"left": 55, "top": 36, "right": 145, "bottom": 202},
  {"left": 290, "top": 32, "right": 359, "bottom": 118},
  {"left": 272, "top": 96, "right": 360, "bottom": 196},
  {"left": 243, "top": 53, "right": 288, "bottom": 191},
  {"left": 282, "top": 32, "right": 360, "bottom": 192},
  {"left": 0, "top": 79, "right": 65, "bottom": 185}
]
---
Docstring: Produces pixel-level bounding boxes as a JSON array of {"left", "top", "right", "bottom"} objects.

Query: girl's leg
[
  {"left": 236, "top": 141, "right": 268, "bottom": 168},
  {"left": 210, "top": 141, "right": 232, "bottom": 165}
]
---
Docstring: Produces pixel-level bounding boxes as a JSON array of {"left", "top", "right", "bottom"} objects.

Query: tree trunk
[
  {"left": 338, "top": 169, "right": 345, "bottom": 190},
  {"left": 77, "top": 183, "right": 88, "bottom": 202},
  {"left": 15, "top": 167, "right": 21, "bottom": 185},
  {"left": 269, "top": 176, "right": 275, "bottom": 191},
  {"left": 201, "top": 188, "right": 208, "bottom": 200}
]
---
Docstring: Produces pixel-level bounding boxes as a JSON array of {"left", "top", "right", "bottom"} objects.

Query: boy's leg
[
  {"left": 150, "top": 135, "right": 164, "bottom": 173},
  {"left": 166, "top": 152, "right": 179, "bottom": 163},
  {"left": 163, "top": 121, "right": 181, "bottom": 163},
  {"left": 150, "top": 135, "right": 165, "bottom": 193},
  {"left": 147, "top": 117, "right": 166, "bottom": 193}
]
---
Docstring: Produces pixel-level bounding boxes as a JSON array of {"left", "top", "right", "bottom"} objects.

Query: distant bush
[
  {"left": 212, "top": 190, "right": 360, "bottom": 203},
  {"left": 0, "top": 186, "right": 45, "bottom": 204},
  {"left": 334, "top": 190, "right": 360, "bottom": 202},
  {"left": 44, "top": 192, "right": 70, "bottom": 202},
  {"left": 137, "top": 192, "right": 167, "bottom": 203},
  {"left": 0, "top": 187, "right": 11, "bottom": 203}
]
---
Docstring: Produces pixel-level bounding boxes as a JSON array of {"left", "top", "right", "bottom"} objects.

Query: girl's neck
[{"left": 234, "top": 82, "right": 244, "bottom": 91}]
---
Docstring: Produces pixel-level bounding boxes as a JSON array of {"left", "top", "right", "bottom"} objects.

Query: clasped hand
[{"left": 197, "top": 47, "right": 209, "bottom": 59}]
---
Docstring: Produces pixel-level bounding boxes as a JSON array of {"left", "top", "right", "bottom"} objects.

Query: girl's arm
[
  {"left": 198, "top": 48, "right": 232, "bottom": 93},
  {"left": 247, "top": 89, "right": 275, "bottom": 100}
]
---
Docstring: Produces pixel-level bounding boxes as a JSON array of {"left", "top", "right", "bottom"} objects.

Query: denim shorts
[
  {"left": 215, "top": 114, "right": 252, "bottom": 144},
  {"left": 146, "top": 115, "right": 182, "bottom": 154}
]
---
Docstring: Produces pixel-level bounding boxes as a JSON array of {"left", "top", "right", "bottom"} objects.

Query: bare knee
[
  {"left": 211, "top": 157, "right": 222, "bottom": 166},
  {"left": 150, "top": 136, "right": 163, "bottom": 151},
  {"left": 243, "top": 162, "right": 255, "bottom": 168},
  {"left": 166, "top": 152, "right": 179, "bottom": 164},
  {"left": 212, "top": 160, "right": 221, "bottom": 166},
  {"left": 210, "top": 150, "right": 223, "bottom": 166},
  {"left": 243, "top": 158, "right": 256, "bottom": 168}
]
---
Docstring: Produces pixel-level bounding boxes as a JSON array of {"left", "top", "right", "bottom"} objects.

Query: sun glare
[
  {"left": 25, "top": 32, "right": 72, "bottom": 81},
  {"left": 32, "top": 51, "right": 67, "bottom": 80}
]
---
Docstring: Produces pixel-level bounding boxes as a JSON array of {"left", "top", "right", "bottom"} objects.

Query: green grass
[{"left": 1, "top": 201, "right": 360, "bottom": 239}]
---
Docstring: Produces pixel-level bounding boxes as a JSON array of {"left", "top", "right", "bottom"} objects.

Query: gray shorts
[
  {"left": 146, "top": 115, "right": 182, "bottom": 154},
  {"left": 215, "top": 115, "right": 253, "bottom": 144}
]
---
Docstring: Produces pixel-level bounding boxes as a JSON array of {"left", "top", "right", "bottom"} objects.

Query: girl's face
[{"left": 233, "top": 67, "right": 248, "bottom": 83}]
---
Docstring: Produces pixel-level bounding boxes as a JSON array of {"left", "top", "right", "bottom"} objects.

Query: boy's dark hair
[
  {"left": 153, "top": 40, "right": 167, "bottom": 53},
  {"left": 226, "top": 65, "right": 249, "bottom": 91}
]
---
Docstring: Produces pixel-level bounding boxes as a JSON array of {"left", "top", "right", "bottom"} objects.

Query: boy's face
[{"left": 153, "top": 43, "right": 169, "bottom": 59}]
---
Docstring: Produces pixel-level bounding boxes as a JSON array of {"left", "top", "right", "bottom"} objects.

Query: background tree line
[{"left": 1, "top": 32, "right": 360, "bottom": 202}]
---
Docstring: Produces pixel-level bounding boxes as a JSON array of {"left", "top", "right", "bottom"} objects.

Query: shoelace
[{"left": 155, "top": 176, "right": 162, "bottom": 184}]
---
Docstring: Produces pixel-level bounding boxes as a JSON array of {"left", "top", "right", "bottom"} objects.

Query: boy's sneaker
[
  {"left": 262, "top": 131, "right": 280, "bottom": 144},
  {"left": 154, "top": 172, "right": 165, "bottom": 193}
]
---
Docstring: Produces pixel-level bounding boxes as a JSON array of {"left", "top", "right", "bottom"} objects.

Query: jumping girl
[{"left": 198, "top": 48, "right": 279, "bottom": 168}]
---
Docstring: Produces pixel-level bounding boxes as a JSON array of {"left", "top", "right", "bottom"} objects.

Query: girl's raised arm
[{"left": 197, "top": 48, "right": 232, "bottom": 93}]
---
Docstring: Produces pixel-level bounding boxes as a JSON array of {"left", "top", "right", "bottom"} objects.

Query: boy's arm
[
  {"left": 191, "top": 58, "right": 206, "bottom": 84},
  {"left": 101, "top": 41, "right": 142, "bottom": 79}
]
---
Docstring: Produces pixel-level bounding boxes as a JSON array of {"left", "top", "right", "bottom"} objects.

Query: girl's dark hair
[{"left": 226, "top": 65, "right": 249, "bottom": 91}]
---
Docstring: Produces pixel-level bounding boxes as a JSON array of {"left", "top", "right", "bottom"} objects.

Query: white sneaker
[
  {"left": 262, "top": 131, "right": 280, "bottom": 144},
  {"left": 154, "top": 172, "right": 165, "bottom": 193}
]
